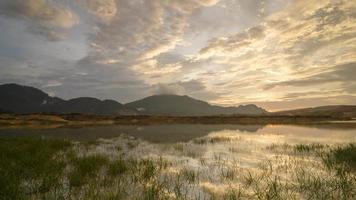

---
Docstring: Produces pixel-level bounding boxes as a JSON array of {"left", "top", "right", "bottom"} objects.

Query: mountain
[
  {"left": 233, "top": 104, "right": 268, "bottom": 115},
  {"left": 126, "top": 95, "right": 216, "bottom": 116},
  {"left": 0, "top": 83, "right": 267, "bottom": 116},
  {"left": 0, "top": 83, "right": 65, "bottom": 113},
  {"left": 125, "top": 94, "right": 267, "bottom": 116},
  {"left": 0, "top": 84, "right": 137, "bottom": 115},
  {"left": 1, "top": 83, "right": 355, "bottom": 117},
  {"left": 274, "top": 105, "right": 356, "bottom": 118}
]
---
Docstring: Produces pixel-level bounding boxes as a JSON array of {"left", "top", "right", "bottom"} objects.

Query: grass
[
  {"left": 180, "top": 168, "right": 200, "bottom": 183},
  {"left": 0, "top": 137, "right": 71, "bottom": 199},
  {"left": 220, "top": 166, "right": 239, "bottom": 181},
  {"left": 223, "top": 188, "right": 244, "bottom": 200},
  {"left": 108, "top": 158, "right": 128, "bottom": 176},
  {"left": 192, "top": 135, "right": 236, "bottom": 145},
  {"left": 323, "top": 144, "right": 356, "bottom": 172},
  {"left": 0, "top": 135, "right": 355, "bottom": 199},
  {"left": 294, "top": 143, "right": 325, "bottom": 153},
  {"left": 295, "top": 167, "right": 355, "bottom": 199},
  {"left": 69, "top": 155, "right": 109, "bottom": 187}
]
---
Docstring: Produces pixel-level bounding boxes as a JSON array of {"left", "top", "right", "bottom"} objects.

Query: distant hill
[
  {"left": 274, "top": 105, "right": 356, "bottom": 118},
  {"left": 0, "top": 84, "right": 137, "bottom": 115},
  {"left": 0, "top": 83, "right": 65, "bottom": 113},
  {"left": 2, "top": 83, "right": 355, "bottom": 117},
  {"left": 62, "top": 98, "right": 136, "bottom": 115},
  {"left": 0, "top": 84, "right": 267, "bottom": 116},
  {"left": 125, "top": 95, "right": 267, "bottom": 116}
]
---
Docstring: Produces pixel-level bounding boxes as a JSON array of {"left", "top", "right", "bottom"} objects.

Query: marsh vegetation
[{"left": 1, "top": 127, "right": 355, "bottom": 199}]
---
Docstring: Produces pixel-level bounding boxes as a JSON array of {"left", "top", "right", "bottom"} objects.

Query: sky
[{"left": 0, "top": 0, "right": 355, "bottom": 111}]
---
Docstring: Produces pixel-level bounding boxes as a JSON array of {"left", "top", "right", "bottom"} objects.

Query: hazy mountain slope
[
  {"left": 126, "top": 95, "right": 267, "bottom": 116},
  {"left": 63, "top": 97, "right": 120, "bottom": 114},
  {"left": 229, "top": 104, "right": 268, "bottom": 115},
  {"left": 0, "top": 83, "right": 267, "bottom": 116},
  {"left": 126, "top": 95, "right": 218, "bottom": 116},
  {"left": 3, "top": 83, "right": 354, "bottom": 117},
  {"left": 0, "top": 83, "right": 65, "bottom": 113},
  {"left": 0, "top": 84, "right": 136, "bottom": 115}
]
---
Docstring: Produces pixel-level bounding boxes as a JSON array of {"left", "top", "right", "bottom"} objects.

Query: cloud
[
  {"left": 178, "top": 79, "right": 206, "bottom": 92},
  {"left": 0, "top": 0, "right": 355, "bottom": 109},
  {"left": 132, "top": 59, "right": 182, "bottom": 84},
  {"left": 153, "top": 79, "right": 220, "bottom": 100},
  {"left": 194, "top": 0, "right": 356, "bottom": 105},
  {"left": 185, "top": 0, "right": 291, "bottom": 51},
  {"left": 76, "top": 0, "right": 117, "bottom": 24},
  {"left": 0, "top": 0, "right": 79, "bottom": 40},
  {"left": 154, "top": 83, "right": 183, "bottom": 95},
  {"left": 199, "top": 26, "right": 265, "bottom": 58},
  {"left": 43, "top": 80, "right": 62, "bottom": 88},
  {"left": 166, "top": 0, "right": 220, "bottom": 13},
  {"left": 83, "top": 0, "right": 223, "bottom": 91},
  {"left": 89, "top": 0, "right": 224, "bottom": 61},
  {"left": 281, "top": 90, "right": 344, "bottom": 101},
  {"left": 264, "top": 62, "right": 356, "bottom": 90}
]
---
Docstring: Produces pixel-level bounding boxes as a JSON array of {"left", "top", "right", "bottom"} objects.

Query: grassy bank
[
  {"left": 0, "top": 113, "right": 352, "bottom": 129},
  {"left": 0, "top": 135, "right": 355, "bottom": 199}
]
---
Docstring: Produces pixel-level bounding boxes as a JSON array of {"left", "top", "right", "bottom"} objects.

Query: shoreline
[{"left": 0, "top": 113, "right": 354, "bottom": 129}]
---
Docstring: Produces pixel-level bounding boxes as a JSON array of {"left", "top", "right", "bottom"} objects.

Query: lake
[{"left": 1, "top": 123, "right": 356, "bottom": 143}]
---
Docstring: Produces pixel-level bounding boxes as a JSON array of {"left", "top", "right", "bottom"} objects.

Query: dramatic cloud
[
  {"left": 195, "top": 0, "right": 356, "bottom": 109},
  {"left": 0, "top": 0, "right": 79, "bottom": 40},
  {"left": 0, "top": 0, "right": 355, "bottom": 110}
]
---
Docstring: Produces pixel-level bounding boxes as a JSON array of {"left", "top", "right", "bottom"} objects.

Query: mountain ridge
[
  {"left": 0, "top": 83, "right": 267, "bottom": 116},
  {"left": 0, "top": 83, "right": 356, "bottom": 118},
  {"left": 0, "top": 83, "right": 136, "bottom": 115},
  {"left": 126, "top": 94, "right": 267, "bottom": 116},
  {"left": 2, "top": 83, "right": 354, "bottom": 117}
]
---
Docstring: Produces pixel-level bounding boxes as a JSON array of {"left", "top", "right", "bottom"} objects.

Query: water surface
[{"left": 0, "top": 123, "right": 355, "bottom": 144}]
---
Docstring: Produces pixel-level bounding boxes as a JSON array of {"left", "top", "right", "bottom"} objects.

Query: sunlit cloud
[
  {"left": 0, "top": 0, "right": 79, "bottom": 40},
  {"left": 193, "top": 0, "right": 356, "bottom": 109},
  {"left": 77, "top": 0, "right": 118, "bottom": 24}
]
